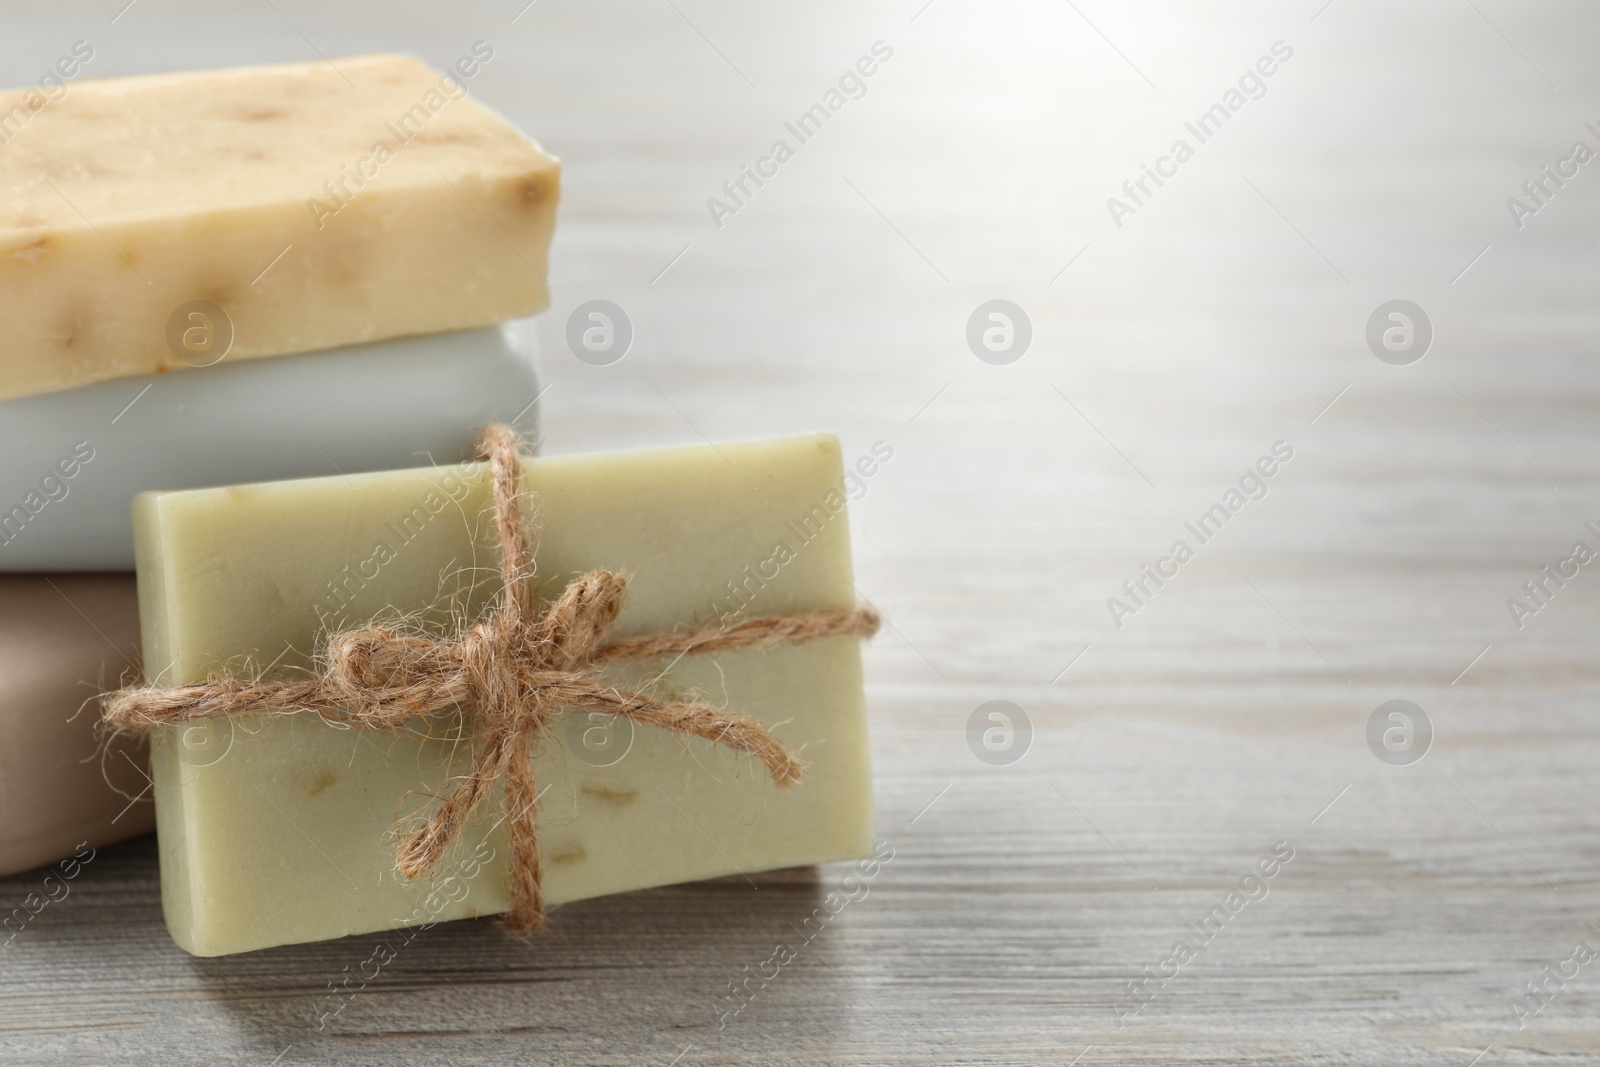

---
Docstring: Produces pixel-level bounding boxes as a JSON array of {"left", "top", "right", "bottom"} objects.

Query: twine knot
[{"left": 103, "top": 424, "right": 879, "bottom": 931}]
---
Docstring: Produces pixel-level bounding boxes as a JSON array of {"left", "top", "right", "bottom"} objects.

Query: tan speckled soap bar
[
  {"left": 0, "top": 52, "right": 558, "bottom": 401},
  {"left": 0, "top": 576, "right": 152, "bottom": 876}
]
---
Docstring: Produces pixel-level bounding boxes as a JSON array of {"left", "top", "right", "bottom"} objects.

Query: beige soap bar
[
  {"left": 0, "top": 576, "right": 153, "bottom": 875},
  {"left": 138, "top": 436, "right": 874, "bottom": 955},
  {"left": 0, "top": 53, "right": 557, "bottom": 401}
]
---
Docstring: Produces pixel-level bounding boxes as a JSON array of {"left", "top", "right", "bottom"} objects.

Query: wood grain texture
[{"left": 4, "top": 0, "right": 1600, "bottom": 1063}]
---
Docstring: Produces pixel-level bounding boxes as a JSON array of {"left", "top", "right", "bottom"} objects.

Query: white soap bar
[{"left": 0, "top": 323, "right": 541, "bottom": 571}]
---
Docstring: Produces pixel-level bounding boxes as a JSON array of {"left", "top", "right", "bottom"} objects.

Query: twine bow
[{"left": 103, "top": 424, "right": 880, "bottom": 931}]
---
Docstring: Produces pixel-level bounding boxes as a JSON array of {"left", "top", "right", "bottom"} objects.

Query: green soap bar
[{"left": 136, "top": 435, "right": 874, "bottom": 956}]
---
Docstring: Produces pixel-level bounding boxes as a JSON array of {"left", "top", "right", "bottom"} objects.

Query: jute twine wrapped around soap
[{"left": 102, "top": 424, "right": 880, "bottom": 931}]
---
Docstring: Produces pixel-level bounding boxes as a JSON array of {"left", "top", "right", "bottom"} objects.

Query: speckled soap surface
[{"left": 0, "top": 52, "right": 558, "bottom": 401}]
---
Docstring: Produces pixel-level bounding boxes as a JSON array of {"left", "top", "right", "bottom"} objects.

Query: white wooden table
[{"left": 3, "top": 1, "right": 1599, "bottom": 1063}]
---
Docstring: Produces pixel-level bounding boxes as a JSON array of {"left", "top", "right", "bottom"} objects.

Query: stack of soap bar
[
  {"left": 0, "top": 53, "right": 559, "bottom": 400},
  {"left": 0, "top": 576, "right": 152, "bottom": 876},
  {"left": 0, "top": 53, "right": 560, "bottom": 873},
  {"left": 136, "top": 435, "right": 872, "bottom": 956},
  {"left": 0, "top": 322, "right": 541, "bottom": 571}
]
